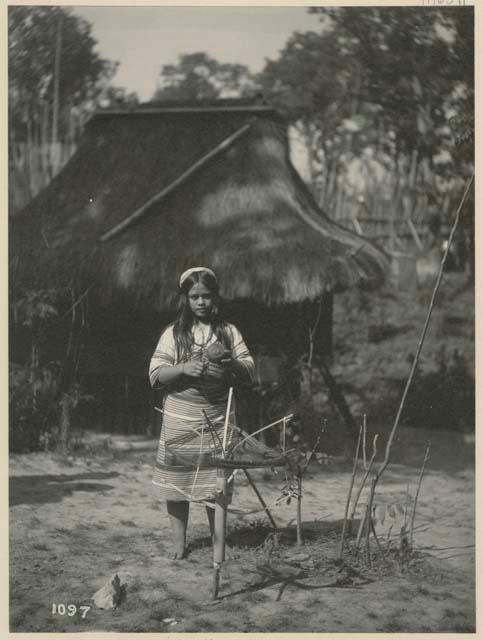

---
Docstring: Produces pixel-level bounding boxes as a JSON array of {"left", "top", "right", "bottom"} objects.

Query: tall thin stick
[
  {"left": 375, "top": 175, "right": 473, "bottom": 483},
  {"left": 300, "top": 420, "right": 327, "bottom": 478},
  {"left": 354, "top": 175, "right": 473, "bottom": 557},
  {"left": 350, "top": 434, "right": 379, "bottom": 526},
  {"left": 231, "top": 414, "right": 293, "bottom": 452},
  {"left": 307, "top": 297, "right": 323, "bottom": 368},
  {"left": 243, "top": 469, "right": 278, "bottom": 529},
  {"left": 212, "top": 387, "right": 233, "bottom": 599},
  {"left": 51, "top": 12, "right": 63, "bottom": 174},
  {"left": 403, "top": 483, "right": 411, "bottom": 532},
  {"left": 364, "top": 477, "right": 377, "bottom": 566},
  {"left": 409, "top": 441, "right": 431, "bottom": 548},
  {"left": 222, "top": 387, "right": 233, "bottom": 454},
  {"left": 296, "top": 475, "right": 303, "bottom": 547},
  {"left": 338, "top": 422, "right": 363, "bottom": 560},
  {"left": 355, "top": 504, "right": 367, "bottom": 548}
]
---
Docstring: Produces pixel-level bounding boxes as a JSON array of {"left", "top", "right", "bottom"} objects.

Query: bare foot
[{"left": 171, "top": 546, "right": 188, "bottom": 560}]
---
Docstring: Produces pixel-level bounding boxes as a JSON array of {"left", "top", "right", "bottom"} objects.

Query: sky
[{"left": 71, "top": 6, "right": 321, "bottom": 101}]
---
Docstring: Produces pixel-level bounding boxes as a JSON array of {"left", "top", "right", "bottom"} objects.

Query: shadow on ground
[
  {"left": 9, "top": 471, "right": 119, "bottom": 506},
  {"left": 188, "top": 518, "right": 353, "bottom": 554}
]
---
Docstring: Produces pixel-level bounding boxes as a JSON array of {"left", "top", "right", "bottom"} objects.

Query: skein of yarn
[{"left": 206, "top": 342, "right": 227, "bottom": 363}]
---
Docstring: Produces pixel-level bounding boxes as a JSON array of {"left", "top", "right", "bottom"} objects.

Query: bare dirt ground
[
  {"left": 9, "top": 271, "right": 475, "bottom": 633},
  {"left": 9, "top": 427, "right": 474, "bottom": 633}
]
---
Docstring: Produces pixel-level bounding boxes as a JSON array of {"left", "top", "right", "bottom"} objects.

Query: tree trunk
[{"left": 59, "top": 392, "right": 72, "bottom": 453}]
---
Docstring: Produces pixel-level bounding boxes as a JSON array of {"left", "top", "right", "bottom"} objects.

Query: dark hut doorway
[{"left": 225, "top": 292, "right": 334, "bottom": 439}]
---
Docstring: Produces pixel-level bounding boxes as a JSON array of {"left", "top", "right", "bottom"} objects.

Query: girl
[{"left": 149, "top": 267, "right": 254, "bottom": 559}]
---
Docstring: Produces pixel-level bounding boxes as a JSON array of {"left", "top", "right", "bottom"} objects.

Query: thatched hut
[{"left": 10, "top": 100, "right": 388, "bottom": 434}]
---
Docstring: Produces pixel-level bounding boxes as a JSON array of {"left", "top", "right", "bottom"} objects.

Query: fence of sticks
[{"left": 314, "top": 150, "right": 461, "bottom": 255}]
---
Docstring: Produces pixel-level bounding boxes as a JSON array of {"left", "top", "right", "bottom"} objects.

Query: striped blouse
[{"left": 149, "top": 322, "right": 255, "bottom": 393}]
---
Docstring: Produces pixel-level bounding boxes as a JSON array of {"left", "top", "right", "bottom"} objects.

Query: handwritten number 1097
[{"left": 52, "top": 603, "right": 91, "bottom": 618}]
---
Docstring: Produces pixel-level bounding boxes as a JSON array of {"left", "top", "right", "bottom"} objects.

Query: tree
[
  {"left": 8, "top": 6, "right": 136, "bottom": 209},
  {"left": 9, "top": 6, "right": 118, "bottom": 146},
  {"left": 153, "top": 52, "right": 258, "bottom": 101},
  {"left": 259, "top": 30, "right": 356, "bottom": 185},
  {"left": 310, "top": 7, "right": 473, "bottom": 158},
  {"left": 97, "top": 85, "right": 140, "bottom": 109},
  {"left": 259, "top": 7, "right": 473, "bottom": 217}
]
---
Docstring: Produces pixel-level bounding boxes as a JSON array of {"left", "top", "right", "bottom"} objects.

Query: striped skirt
[{"left": 152, "top": 391, "right": 235, "bottom": 502}]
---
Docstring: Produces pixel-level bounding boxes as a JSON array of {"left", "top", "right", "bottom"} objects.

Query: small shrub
[
  {"left": 9, "top": 370, "right": 60, "bottom": 453},
  {"left": 402, "top": 347, "right": 474, "bottom": 432}
]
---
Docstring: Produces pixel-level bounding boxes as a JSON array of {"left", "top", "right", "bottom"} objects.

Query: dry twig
[
  {"left": 354, "top": 175, "right": 473, "bottom": 552},
  {"left": 338, "top": 422, "right": 363, "bottom": 560},
  {"left": 351, "top": 434, "right": 379, "bottom": 534},
  {"left": 409, "top": 441, "right": 431, "bottom": 547}
]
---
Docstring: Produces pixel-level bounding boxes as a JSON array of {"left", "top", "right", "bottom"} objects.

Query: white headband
[{"left": 179, "top": 267, "right": 217, "bottom": 288}]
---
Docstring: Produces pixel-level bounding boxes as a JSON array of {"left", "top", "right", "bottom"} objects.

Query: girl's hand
[
  {"left": 182, "top": 360, "right": 204, "bottom": 378},
  {"left": 204, "top": 362, "right": 226, "bottom": 380},
  {"left": 219, "top": 352, "right": 233, "bottom": 366}
]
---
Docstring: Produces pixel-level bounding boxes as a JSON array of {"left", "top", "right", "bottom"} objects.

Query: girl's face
[{"left": 187, "top": 282, "right": 214, "bottom": 320}]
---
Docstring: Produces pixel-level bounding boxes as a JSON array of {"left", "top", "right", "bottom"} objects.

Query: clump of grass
[{"left": 184, "top": 616, "right": 217, "bottom": 632}]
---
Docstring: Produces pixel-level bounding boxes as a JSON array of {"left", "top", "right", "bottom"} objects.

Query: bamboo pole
[
  {"left": 243, "top": 469, "right": 278, "bottom": 529},
  {"left": 213, "top": 387, "right": 233, "bottom": 599},
  {"left": 406, "top": 217, "right": 424, "bottom": 251},
  {"left": 51, "top": 12, "right": 63, "bottom": 174},
  {"left": 222, "top": 387, "right": 233, "bottom": 454},
  {"left": 230, "top": 414, "right": 293, "bottom": 453},
  {"left": 212, "top": 468, "right": 227, "bottom": 599},
  {"left": 101, "top": 123, "right": 252, "bottom": 242}
]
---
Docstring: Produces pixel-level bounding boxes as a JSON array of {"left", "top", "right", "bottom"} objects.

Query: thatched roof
[{"left": 11, "top": 100, "right": 388, "bottom": 310}]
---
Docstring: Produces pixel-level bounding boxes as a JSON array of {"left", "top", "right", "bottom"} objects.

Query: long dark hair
[{"left": 173, "top": 270, "right": 231, "bottom": 361}]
